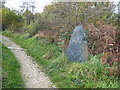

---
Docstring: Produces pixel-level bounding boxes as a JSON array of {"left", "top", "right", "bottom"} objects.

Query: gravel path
[{"left": 0, "top": 35, "right": 55, "bottom": 88}]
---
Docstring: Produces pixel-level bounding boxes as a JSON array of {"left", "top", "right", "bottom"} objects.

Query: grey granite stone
[{"left": 65, "top": 26, "right": 88, "bottom": 62}]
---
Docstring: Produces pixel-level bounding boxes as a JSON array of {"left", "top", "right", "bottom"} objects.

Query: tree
[
  {"left": 20, "top": 1, "right": 35, "bottom": 26},
  {"left": 2, "top": 7, "right": 23, "bottom": 31},
  {"left": 22, "top": 9, "right": 34, "bottom": 25},
  {"left": 20, "top": 1, "right": 35, "bottom": 14},
  {"left": 0, "top": 0, "right": 6, "bottom": 7}
]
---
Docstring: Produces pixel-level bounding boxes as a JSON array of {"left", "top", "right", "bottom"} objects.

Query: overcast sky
[
  {"left": 4, "top": 0, "right": 52, "bottom": 13},
  {"left": 4, "top": 0, "right": 120, "bottom": 13}
]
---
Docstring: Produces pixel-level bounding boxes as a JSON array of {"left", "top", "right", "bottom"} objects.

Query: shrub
[{"left": 26, "top": 21, "right": 40, "bottom": 38}]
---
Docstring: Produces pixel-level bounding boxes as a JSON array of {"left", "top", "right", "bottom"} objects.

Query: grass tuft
[
  {"left": 2, "top": 30, "right": 118, "bottom": 88},
  {"left": 1, "top": 43, "right": 24, "bottom": 88}
]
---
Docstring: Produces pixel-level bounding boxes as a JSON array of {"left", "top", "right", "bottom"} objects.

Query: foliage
[
  {"left": 0, "top": 0, "right": 7, "bottom": 7},
  {"left": 2, "top": 1, "right": 119, "bottom": 88},
  {"left": 2, "top": 31, "right": 118, "bottom": 88},
  {"left": 84, "top": 21, "right": 119, "bottom": 70},
  {"left": 22, "top": 10, "right": 34, "bottom": 25},
  {"left": 2, "top": 7, "right": 23, "bottom": 31},
  {"left": 25, "top": 21, "right": 40, "bottom": 38},
  {"left": 20, "top": 1, "right": 35, "bottom": 13},
  {"left": 33, "top": 2, "right": 118, "bottom": 52},
  {"left": 1, "top": 44, "right": 24, "bottom": 88}
]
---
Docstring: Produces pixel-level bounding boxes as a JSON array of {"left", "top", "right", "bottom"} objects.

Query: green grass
[
  {"left": 2, "top": 30, "right": 118, "bottom": 88},
  {"left": 0, "top": 42, "right": 2, "bottom": 89},
  {"left": 1, "top": 43, "right": 24, "bottom": 88}
]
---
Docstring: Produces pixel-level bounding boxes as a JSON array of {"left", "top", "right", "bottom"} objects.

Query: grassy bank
[
  {"left": 2, "top": 31, "right": 118, "bottom": 88},
  {"left": 1, "top": 43, "right": 24, "bottom": 88}
]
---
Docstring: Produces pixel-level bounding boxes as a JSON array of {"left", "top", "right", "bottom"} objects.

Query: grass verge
[
  {"left": 2, "top": 30, "right": 118, "bottom": 88},
  {"left": 1, "top": 43, "right": 24, "bottom": 88}
]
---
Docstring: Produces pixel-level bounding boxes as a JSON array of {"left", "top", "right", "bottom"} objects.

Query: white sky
[
  {"left": 4, "top": 0, "right": 53, "bottom": 13},
  {"left": 4, "top": 0, "right": 120, "bottom": 13}
]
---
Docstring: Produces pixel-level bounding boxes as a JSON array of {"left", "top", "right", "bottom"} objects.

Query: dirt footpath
[{"left": 0, "top": 35, "right": 55, "bottom": 88}]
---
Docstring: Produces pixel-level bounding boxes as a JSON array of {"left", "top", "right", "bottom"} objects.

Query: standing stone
[{"left": 65, "top": 26, "right": 88, "bottom": 62}]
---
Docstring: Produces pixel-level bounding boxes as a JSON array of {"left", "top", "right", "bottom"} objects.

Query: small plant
[
  {"left": 2, "top": 31, "right": 118, "bottom": 88},
  {"left": 2, "top": 44, "right": 24, "bottom": 88}
]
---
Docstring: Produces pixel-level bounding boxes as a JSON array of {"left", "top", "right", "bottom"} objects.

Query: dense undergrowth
[
  {"left": 2, "top": 31, "right": 118, "bottom": 88},
  {"left": 1, "top": 43, "right": 24, "bottom": 88}
]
